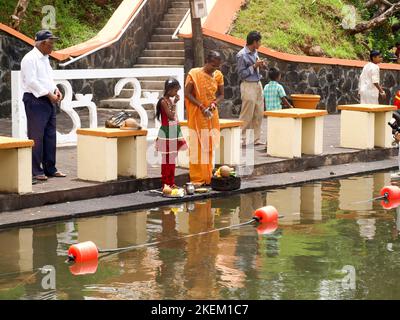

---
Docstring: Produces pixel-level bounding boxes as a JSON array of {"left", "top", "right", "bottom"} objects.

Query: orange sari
[{"left": 185, "top": 68, "right": 224, "bottom": 185}]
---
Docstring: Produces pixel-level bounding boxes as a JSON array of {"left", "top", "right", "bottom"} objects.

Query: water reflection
[
  {"left": 1, "top": 171, "right": 400, "bottom": 299},
  {"left": 337, "top": 173, "right": 392, "bottom": 241}
]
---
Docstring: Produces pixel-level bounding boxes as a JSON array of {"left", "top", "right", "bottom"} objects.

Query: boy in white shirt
[{"left": 358, "top": 50, "right": 386, "bottom": 104}]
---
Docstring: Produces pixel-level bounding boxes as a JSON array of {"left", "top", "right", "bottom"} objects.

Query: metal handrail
[{"left": 172, "top": 9, "right": 190, "bottom": 40}]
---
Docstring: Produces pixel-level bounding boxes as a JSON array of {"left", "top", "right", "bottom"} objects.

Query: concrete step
[
  {"left": 153, "top": 27, "right": 176, "bottom": 35},
  {"left": 137, "top": 57, "right": 185, "bottom": 65},
  {"left": 134, "top": 64, "right": 184, "bottom": 68},
  {"left": 163, "top": 14, "right": 183, "bottom": 22},
  {"left": 170, "top": 2, "right": 190, "bottom": 9},
  {"left": 136, "top": 76, "right": 172, "bottom": 81},
  {"left": 159, "top": 20, "right": 181, "bottom": 28},
  {"left": 119, "top": 88, "right": 164, "bottom": 97},
  {"left": 151, "top": 34, "right": 179, "bottom": 42},
  {"left": 168, "top": 7, "right": 189, "bottom": 14},
  {"left": 118, "top": 89, "right": 135, "bottom": 98},
  {"left": 142, "top": 49, "right": 184, "bottom": 57},
  {"left": 147, "top": 41, "right": 184, "bottom": 50},
  {"left": 99, "top": 98, "right": 133, "bottom": 109},
  {"left": 140, "top": 80, "right": 165, "bottom": 90}
]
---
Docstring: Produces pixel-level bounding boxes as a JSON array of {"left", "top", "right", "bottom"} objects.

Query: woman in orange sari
[{"left": 184, "top": 51, "right": 225, "bottom": 186}]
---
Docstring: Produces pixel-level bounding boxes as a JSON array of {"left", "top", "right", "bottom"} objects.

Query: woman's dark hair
[
  {"left": 268, "top": 67, "right": 281, "bottom": 81},
  {"left": 206, "top": 50, "right": 222, "bottom": 63},
  {"left": 370, "top": 50, "right": 381, "bottom": 61},
  {"left": 246, "top": 31, "right": 262, "bottom": 46},
  {"left": 156, "top": 78, "right": 181, "bottom": 121}
]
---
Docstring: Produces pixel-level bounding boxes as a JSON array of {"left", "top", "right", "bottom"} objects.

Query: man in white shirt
[
  {"left": 21, "top": 30, "right": 66, "bottom": 181},
  {"left": 358, "top": 50, "right": 386, "bottom": 104}
]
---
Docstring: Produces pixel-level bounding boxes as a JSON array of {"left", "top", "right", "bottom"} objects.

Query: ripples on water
[{"left": 1, "top": 172, "right": 400, "bottom": 300}]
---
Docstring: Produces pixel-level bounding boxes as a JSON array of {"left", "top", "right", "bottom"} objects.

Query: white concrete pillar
[
  {"left": 267, "top": 117, "right": 302, "bottom": 158},
  {"left": 0, "top": 147, "right": 32, "bottom": 194},
  {"left": 216, "top": 127, "right": 241, "bottom": 166},
  {"left": 77, "top": 135, "right": 118, "bottom": 182},
  {"left": 117, "top": 135, "right": 148, "bottom": 179},
  {"left": 374, "top": 111, "right": 393, "bottom": 148},
  {"left": 340, "top": 110, "right": 375, "bottom": 149},
  {"left": 302, "top": 116, "right": 324, "bottom": 155}
]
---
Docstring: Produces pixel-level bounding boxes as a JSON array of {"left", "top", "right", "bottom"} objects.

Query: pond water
[{"left": 1, "top": 171, "right": 400, "bottom": 300}]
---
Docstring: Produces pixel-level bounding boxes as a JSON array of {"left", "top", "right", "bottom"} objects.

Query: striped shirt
[{"left": 264, "top": 81, "right": 287, "bottom": 110}]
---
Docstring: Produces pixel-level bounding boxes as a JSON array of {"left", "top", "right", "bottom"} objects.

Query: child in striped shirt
[{"left": 264, "top": 67, "right": 293, "bottom": 110}]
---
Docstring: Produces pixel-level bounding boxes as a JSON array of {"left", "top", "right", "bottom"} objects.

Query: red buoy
[
  {"left": 253, "top": 206, "right": 279, "bottom": 223},
  {"left": 256, "top": 220, "right": 278, "bottom": 235},
  {"left": 381, "top": 198, "right": 400, "bottom": 210},
  {"left": 69, "top": 259, "right": 98, "bottom": 276},
  {"left": 68, "top": 241, "right": 98, "bottom": 263},
  {"left": 380, "top": 186, "right": 400, "bottom": 201}
]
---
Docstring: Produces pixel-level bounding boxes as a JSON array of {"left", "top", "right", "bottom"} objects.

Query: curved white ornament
[
  {"left": 55, "top": 80, "right": 98, "bottom": 145},
  {"left": 115, "top": 78, "right": 148, "bottom": 129}
]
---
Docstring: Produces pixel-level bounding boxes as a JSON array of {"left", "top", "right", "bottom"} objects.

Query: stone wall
[
  {"left": 0, "top": 31, "right": 32, "bottom": 117},
  {"left": 184, "top": 36, "right": 400, "bottom": 117},
  {"left": 0, "top": 0, "right": 170, "bottom": 118}
]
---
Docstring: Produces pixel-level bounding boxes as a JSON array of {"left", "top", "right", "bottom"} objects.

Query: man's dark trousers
[{"left": 23, "top": 93, "right": 58, "bottom": 177}]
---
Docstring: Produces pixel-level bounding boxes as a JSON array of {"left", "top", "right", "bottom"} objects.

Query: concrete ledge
[
  {"left": 0, "top": 157, "right": 397, "bottom": 230},
  {"left": 0, "top": 146, "right": 398, "bottom": 212}
]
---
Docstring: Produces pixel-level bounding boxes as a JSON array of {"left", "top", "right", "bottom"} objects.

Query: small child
[
  {"left": 155, "top": 78, "right": 187, "bottom": 188},
  {"left": 264, "top": 67, "right": 294, "bottom": 110}
]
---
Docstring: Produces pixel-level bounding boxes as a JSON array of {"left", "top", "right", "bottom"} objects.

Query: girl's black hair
[{"left": 156, "top": 78, "right": 181, "bottom": 121}]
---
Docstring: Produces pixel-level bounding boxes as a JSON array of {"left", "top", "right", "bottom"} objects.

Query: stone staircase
[{"left": 99, "top": 0, "right": 190, "bottom": 120}]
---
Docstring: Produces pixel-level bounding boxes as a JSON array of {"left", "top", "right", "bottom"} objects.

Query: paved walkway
[{"left": 0, "top": 112, "right": 389, "bottom": 196}]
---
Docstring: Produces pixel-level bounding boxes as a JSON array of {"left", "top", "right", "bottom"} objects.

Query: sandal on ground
[
  {"left": 48, "top": 171, "right": 67, "bottom": 178},
  {"left": 34, "top": 175, "right": 48, "bottom": 181}
]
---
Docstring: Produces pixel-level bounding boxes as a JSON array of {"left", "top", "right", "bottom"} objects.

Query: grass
[
  {"left": 230, "top": 0, "right": 368, "bottom": 60},
  {"left": 0, "top": 0, "right": 122, "bottom": 49}
]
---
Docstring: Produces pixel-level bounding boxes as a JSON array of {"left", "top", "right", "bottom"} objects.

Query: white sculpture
[
  {"left": 56, "top": 80, "right": 98, "bottom": 145},
  {"left": 11, "top": 68, "right": 185, "bottom": 145},
  {"left": 114, "top": 77, "right": 161, "bottom": 140}
]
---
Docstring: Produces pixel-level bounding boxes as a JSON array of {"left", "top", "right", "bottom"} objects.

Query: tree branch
[
  {"left": 349, "top": 1, "right": 400, "bottom": 34},
  {"left": 9, "top": 0, "right": 30, "bottom": 31}
]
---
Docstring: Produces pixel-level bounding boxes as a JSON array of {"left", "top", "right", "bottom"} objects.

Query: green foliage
[
  {"left": 231, "top": 0, "right": 400, "bottom": 60},
  {"left": 0, "top": 0, "right": 121, "bottom": 49},
  {"left": 0, "top": 285, "right": 25, "bottom": 300}
]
